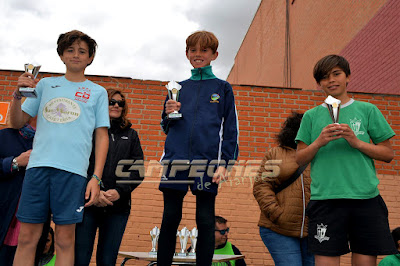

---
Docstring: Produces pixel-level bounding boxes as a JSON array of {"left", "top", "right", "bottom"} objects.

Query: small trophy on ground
[
  {"left": 166, "top": 81, "right": 183, "bottom": 120},
  {"left": 188, "top": 227, "right": 198, "bottom": 257},
  {"left": 19, "top": 63, "right": 41, "bottom": 98},
  {"left": 324, "top": 95, "right": 341, "bottom": 124},
  {"left": 149, "top": 226, "right": 160, "bottom": 256},
  {"left": 176, "top": 227, "right": 190, "bottom": 257}
]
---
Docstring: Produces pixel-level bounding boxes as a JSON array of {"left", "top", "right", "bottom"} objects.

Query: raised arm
[{"left": 9, "top": 73, "right": 37, "bottom": 128}]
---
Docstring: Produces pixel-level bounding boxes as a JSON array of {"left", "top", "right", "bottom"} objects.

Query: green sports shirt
[{"left": 295, "top": 99, "right": 395, "bottom": 200}]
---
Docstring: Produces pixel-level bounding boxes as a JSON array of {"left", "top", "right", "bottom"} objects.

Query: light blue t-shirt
[{"left": 22, "top": 76, "right": 110, "bottom": 177}]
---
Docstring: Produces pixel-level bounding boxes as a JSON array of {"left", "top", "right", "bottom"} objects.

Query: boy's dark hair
[
  {"left": 392, "top": 227, "right": 400, "bottom": 248},
  {"left": 277, "top": 111, "right": 303, "bottom": 150},
  {"left": 57, "top": 30, "right": 97, "bottom": 65},
  {"left": 313, "top": 55, "right": 351, "bottom": 84},
  {"left": 186, "top": 31, "right": 219, "bottom": 54},
  {"left": 215, "top": 215, "right": 227, "bottom": 225},
  {"left": 107, "top": 89, "right": 130, "bottom": 129}
]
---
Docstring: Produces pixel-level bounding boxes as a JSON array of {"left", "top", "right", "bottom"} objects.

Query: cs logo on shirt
[
  {"left": 75, "top": 87, "right": 91, "bottom": 103},
  {"left": 210, "top": 93, "right": 220, "bottom": 103}
]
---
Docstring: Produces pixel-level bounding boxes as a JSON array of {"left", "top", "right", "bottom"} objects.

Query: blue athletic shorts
[{"left": 17, "top": 167, "right": 87, "bottom": 225}]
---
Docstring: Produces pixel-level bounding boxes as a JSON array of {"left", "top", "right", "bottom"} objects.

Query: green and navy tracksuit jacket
[{"left": 160, "top": 65, "right": 239, "bottom": 194}]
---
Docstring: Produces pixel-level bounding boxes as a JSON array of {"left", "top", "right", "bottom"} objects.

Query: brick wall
[{"left": 1, "top": 70, "right": 399, "bottom": 265}]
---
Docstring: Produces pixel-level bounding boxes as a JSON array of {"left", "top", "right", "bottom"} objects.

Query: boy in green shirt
[{"left": 295, "top": 55, "right": 397, "bottom": 265}]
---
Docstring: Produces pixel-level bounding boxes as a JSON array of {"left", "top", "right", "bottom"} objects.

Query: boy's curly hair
[
  {"left": 57, "top": 30, "right": 97, "bottom": 65},
  {"left": 277, "top": 111, "right": 303, "bottom": 149}
]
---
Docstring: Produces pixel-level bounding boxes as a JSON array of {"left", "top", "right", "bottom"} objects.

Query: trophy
[
  {"left": 176, "top": 227, "right": 190, "bottom": 257},
  {"left": 149, "top": 226, "right": 160, "bottom": 255},
  {"left": 165, "top": 81, "right": 183, "bottom": 120},
  {"left": 324, "top": 95, "right": 341, "bottom": 124},
  {"left": 19, "top": 63, "right": 41, "bottom": 98},
  {"left": 188, "top": 227, "right": 198, "bottom": 256}
]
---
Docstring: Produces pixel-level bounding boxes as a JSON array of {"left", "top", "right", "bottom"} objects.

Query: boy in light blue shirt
[{"left": 9, "top": 30, "right": 109, "bottom": 265}]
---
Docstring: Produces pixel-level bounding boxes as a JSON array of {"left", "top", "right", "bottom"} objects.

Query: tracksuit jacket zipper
[
  {"left": 106, "top": 133, "right": 116, "bottom": 178},
  {"left": 188, "top": 68, "right": 202, "bottom": 159}
]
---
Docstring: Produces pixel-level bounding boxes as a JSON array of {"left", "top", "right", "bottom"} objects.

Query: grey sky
[{"left": 0, "top": 0, "right": 260, "bottom": 81}]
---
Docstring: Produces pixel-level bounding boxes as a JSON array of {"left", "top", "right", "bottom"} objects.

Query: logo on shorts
[
  {"left": 43, "top": 97, "right": 81, "bottom": 124},
  {"left": 76, "top": 206, "right": 84, "bottom": 213},
  {"left": 315, "top": 223, "right": 330, "bottom": 243}
]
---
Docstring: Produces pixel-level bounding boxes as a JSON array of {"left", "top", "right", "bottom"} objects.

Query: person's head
[
  {"left": 107, "top": 89, "right": 130, "bottom": 128},
  {"left": 43, "top": 227, "right": 55, "bottom": 256},
  {"left": 186, "top": 31, "right": 219, "bottom": 69},
  {"left": 277, "top": 111, "right": 303, "bottom": 149},
  {"left": 313, "top": 55, "right": 351, "bottom": 100},
  {"left": 392, "top": 227, "right": 400, "bottom": 251},
  {"left": 57, "top": 30, "right": 97, "bottom": 69},
  {"left": 215, "top": 216, "right": 229, "bottom": 248}
]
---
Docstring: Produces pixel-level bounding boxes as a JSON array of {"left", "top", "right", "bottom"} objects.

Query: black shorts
[{"left": 306, "top": 195, "right": 397, "bottom": 256}]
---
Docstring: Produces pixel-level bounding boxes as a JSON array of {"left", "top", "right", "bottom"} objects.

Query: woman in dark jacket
[{"left": 75, "top": 89, "right": 144, "bottom": 266}]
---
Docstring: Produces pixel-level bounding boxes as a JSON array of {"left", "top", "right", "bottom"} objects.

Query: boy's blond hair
[{"left": 186, "top": 31, "right": 219, "bottom": 53}]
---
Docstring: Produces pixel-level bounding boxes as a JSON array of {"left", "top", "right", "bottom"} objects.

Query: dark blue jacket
[
  {"left": 0, "top": 128, "right": 33, "bottom": 245},
  {"left": 160, "top": 66, "right": 239, "bottom": 194},
  {"left": 87, "top": 119, "right": 144, "bottom": 214}
]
